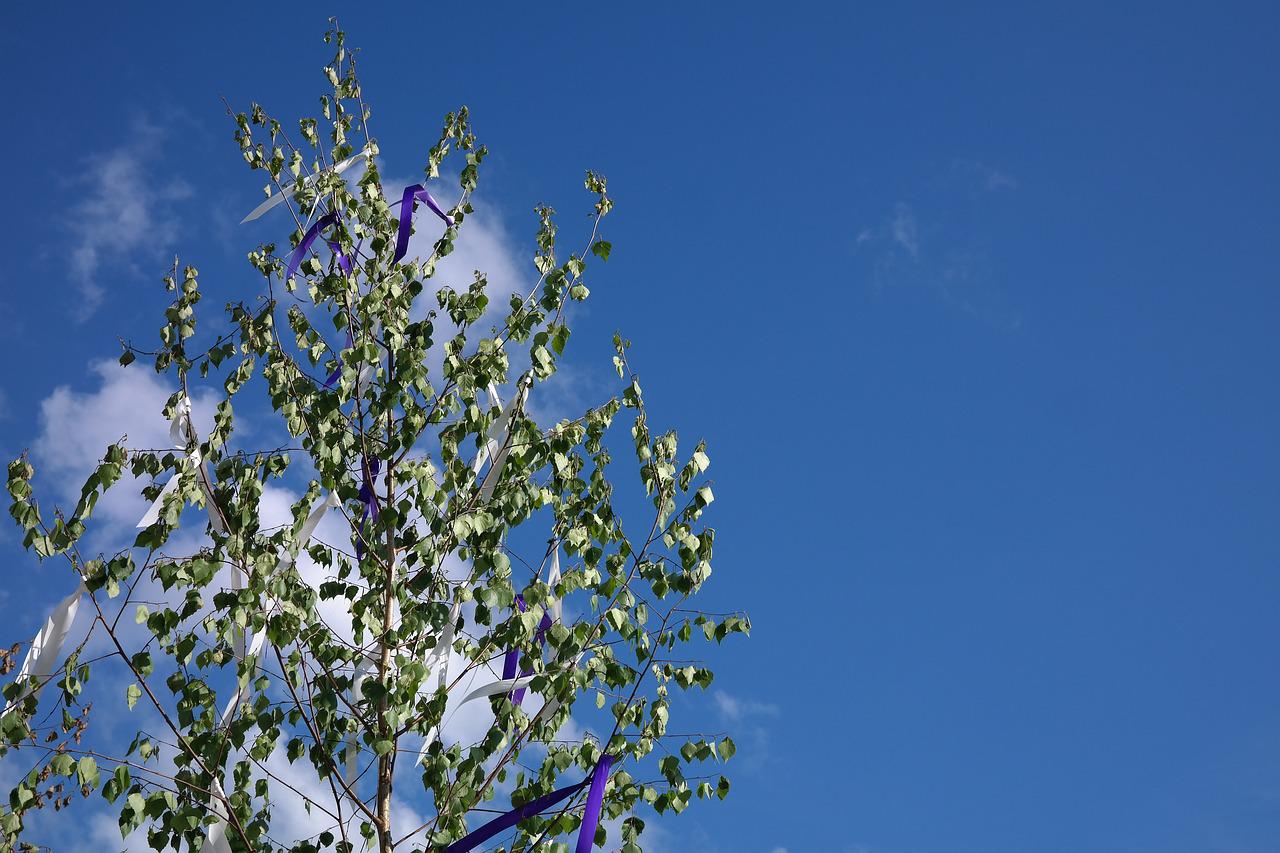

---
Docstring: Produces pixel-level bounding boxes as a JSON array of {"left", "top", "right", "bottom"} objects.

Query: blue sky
[{"left": 2, "top": 3, "right": 1279, "bottom": 852}]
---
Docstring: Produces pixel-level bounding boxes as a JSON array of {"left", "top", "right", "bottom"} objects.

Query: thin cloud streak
[{"left": 65, "top": 119, "right": 191, "bottom": 321}]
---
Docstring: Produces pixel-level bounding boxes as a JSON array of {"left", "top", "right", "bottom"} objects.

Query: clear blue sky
[{"left": 2, "top": 3, "right": 1279, "bottom": 852}]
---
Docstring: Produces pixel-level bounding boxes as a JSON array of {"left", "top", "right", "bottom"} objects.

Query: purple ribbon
[
  {"left": 501, "top": 596, "right": 555, "bottom": 706},
  {"left": 575, "top": 753, "right": 615, "bottom": 853},
  {"left": 391, "top": 184, "right": 453, "bottom": 264},
  {"left": 354, "top": 457, "right": 381, "bottom": 559},
  {"left": 500, "top": 596, "right": 527, "bottom": 684},
  {"left": 514, "top": 611, "right": 553, "bottom": 705},
  {"left": 285, "top": 212, "right": 358, "bottom": 284},
  {"left": 324, "top": 329, "right": 356, "bottom": 388},
  {"left": 439, "top": 754, "right": 615, "bottom": 853},
  {"left": 282, "top": 213, "right": 357, "bottom": 387}
]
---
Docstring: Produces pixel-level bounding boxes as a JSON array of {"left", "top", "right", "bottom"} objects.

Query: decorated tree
[{"left": 0, "top": 23, "right": 746, "bottom": 853}]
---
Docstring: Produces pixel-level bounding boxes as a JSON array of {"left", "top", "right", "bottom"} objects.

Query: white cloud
[
  {"left": 890, "top": 202, "right": 919, "bottom": 258},
  {"left": 854, "top": 188, "right": 1022, "bottom": 330},
  {"left": 33, "top": 359, "right": 221, "bottom": 529},
  {"left": 713, "top": 690, "right": 780, "bottom": 723},
  {"left": 952, "top": 158, "right": 1018, "bottom": 191},
  {"left": 66, "top": 119, "right": 192, "bottom": 320}
]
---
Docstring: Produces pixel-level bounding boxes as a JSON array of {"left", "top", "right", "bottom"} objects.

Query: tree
[{"left": 0, "top": 22, "right": 746, "bottom": 853}]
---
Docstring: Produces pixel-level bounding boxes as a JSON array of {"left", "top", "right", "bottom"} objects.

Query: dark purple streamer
[
  {"left": 354, "top": 457, "right": 381, "bottom": 559},
  {"left": 439, "top": 754, "right": 614, "bottom": 853},
  {"left": 391, "top": 184, "right": 453, "bottom": 264},
  {"left": 285, "top": 213, "right": 335, "bottom": 281},
  {"left": 501, "top": 596, "right": 555, "bottom": 706},
  {"left": 501, "top": 595, "right": 527, "bottom": 683},
  {"left": 512, "top": 611, "right": 553, "bottom": 705},
  {"left": 324, "top": 329, "right": 356, "bottom": 388},
  {"left": 574, "top": 754, "right": 615, "bottom": 853},
  {"left": 286, "top": 212, "right": 357, "bottom": 283}
]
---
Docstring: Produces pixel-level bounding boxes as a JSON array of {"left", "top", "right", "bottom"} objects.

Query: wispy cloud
[
  {"left": 890, "top": 202, "right": 920, "bottom": 258},
  {"left": 952, "top": 158, "right": 1018, "bottom": 191},
  {"left": 65, "top": 119, "right": 191, "bottom": 321},
  {"left": 852, "top": 159, "right": 1023, "bottom": 330},
  {"left": 713, "top": 690, "right": 780, "bottom": 723}
]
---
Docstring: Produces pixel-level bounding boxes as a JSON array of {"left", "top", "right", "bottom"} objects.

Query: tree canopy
[{"left": 0, "top": 22, "right": 746, "bottom": 853}]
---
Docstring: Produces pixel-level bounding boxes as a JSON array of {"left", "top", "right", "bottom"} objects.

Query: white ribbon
[
  {"left": 342, "top": 655, "right": 376, "bottom": 784},
  {"left": 470, "top": 384, "right": 504, "bottom": 475},
  {"left": 278, "top": 490, "right": 341, "bottom": 570},
  {"left": 199, "top": 779, "right": 233, "bottom": 853},
  {"left": 200, "top": 672, "right": 252, "bottom": 853},
  {"left": 239, "top": 144, "right": 372, "bottom": 224},
  {"left": 415, "top": 599, "right": 462, "bottom": 766},
  {"left": 477, "top": 378, "right": 530, "bottom": 503},
  {"left": 547, "top": 547, "right": 562, "bottom": 624},
  {"left": 230, "top": 565, "right": 247, "bottom": 661},
  {"left": 202, "top": 488, "right": 339, "bottom": 850},
  {"left": 4, "top": 583, "right": 85, "bottom": 713},
  {"left": 457, "top": 674, "right": 538, "bottom": 707},
  {"left": 137, "top": 396, "right": 225, "bottom": 535}
]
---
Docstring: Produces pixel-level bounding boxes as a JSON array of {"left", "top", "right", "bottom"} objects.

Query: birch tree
[{"left": 0, "top": 22, "right": 745, "bottom": 853}]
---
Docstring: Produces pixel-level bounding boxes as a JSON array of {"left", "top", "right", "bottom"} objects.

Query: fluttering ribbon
[
  {"left": 284, "top": 213, "right": 356, "bottom": 284},
  {"left": 501, "top": 596, "right": 554, "bottom": 707},
  {"left": 439, "top": 753, "right": 615, "bottom": 853},
  {"left": 354, "top": 458, "right": 382, "bottom": 559},
  {"left": 391, "top": 183, "right": 453, "bottom": 265},
  {"left": 477, "top": 377, "right": 530, "bottom": 504},
  {"left": 202, "top": 488, "right": 340, "bottom": 852},
  {"left": 201, "top": 656, "right": 260, "bottom": 853},
  {"left": 470, "top": 384, "right": 504, "bottom": 476},
  {"left": 414, "top": 599, "right": 462, "bottom": 767},
  {"left": 3, "top": 583, "right": 85, "bottom": 714},
  {"left": 137, "top": 395, "right": 225, "bottom": 535},
  {"left": 343, "top": 654, "right": 375, "bottom": 784},
  {"left": 532, "top": 547, "right": 573, "bottom": 721},
  {"left": 239, "top": 143, "right": 371, "bottom": 224},
  {"left": 199, "top": 778, "right": 233, "bottom": 853},
  {"left": 278, "top": 490, "right": 342, "bottom": 570}
]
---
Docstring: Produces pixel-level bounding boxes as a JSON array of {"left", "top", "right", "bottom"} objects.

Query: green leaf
[{"left": 76, "top": 756, "right": 99, "bottom": 788}]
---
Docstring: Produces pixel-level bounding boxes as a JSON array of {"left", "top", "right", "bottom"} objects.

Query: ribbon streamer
[
  {"left": 284, "top": 213, "right": 354, "bottom": 283},
  {"left": 354, "top": 458, "right": 382, "bottom": 559},
  {"left": 137, "top": 396, "right": 225, "bottom": 534},
  {"left": 343, "top": 655, "right": 376, "bottom": 784},
  {"left": 439, "top": 753, "right": 614, "bottom": 853},
  {"left": 574, "top": 753, "right": 615, "bottom": 853},
  {"left": 391, "top": 183, "right": 453, "bottom": 265},
  {"left": 415, "top": 599, "right": 462, "bottom": 767},
  {"left": 3, "top": 583, "right": 85, "bottom": 714},
  {"left": 240, "top": 144, "right": 371, "bottom": 223},
  {"left": 202, "top": 488, "right": 339, "bottom": 851},
  {"left": 278, "top": 490, "right": 342, "bottom": 570},
  {"left": 478, "top": 378, "right": 530, "bottom": 504},
  {"left": 470, "top": 384, "right": 504, "bottom": 475},
  {"left": 501, "top": 595, "right": 554, "bottom": 707},
  {"left": 199, "top": 779, "right": 233, "bottom": 853}
]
